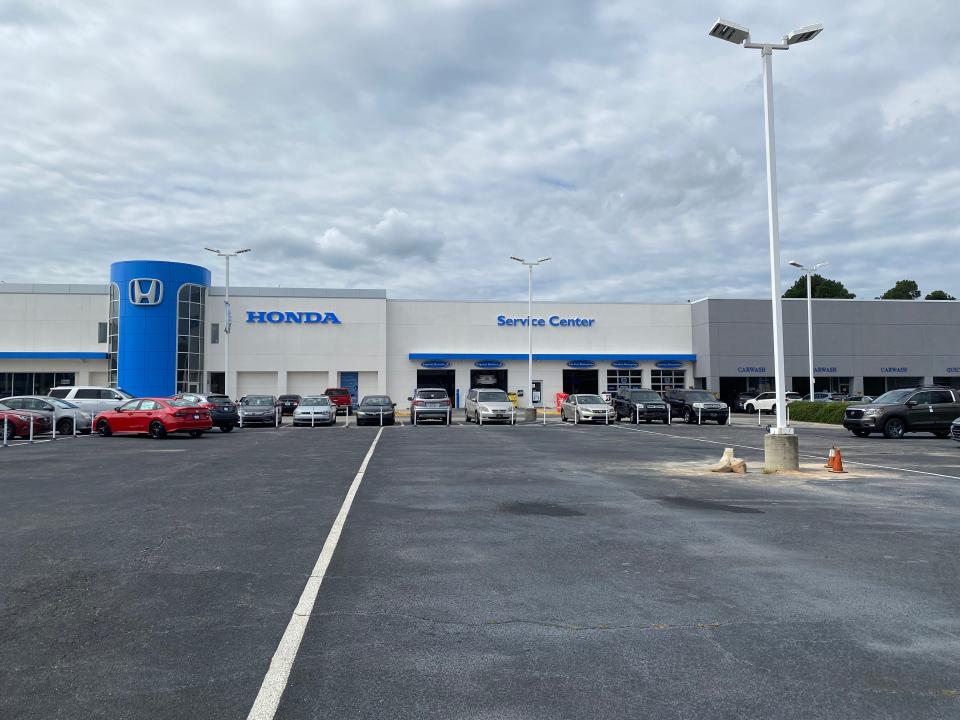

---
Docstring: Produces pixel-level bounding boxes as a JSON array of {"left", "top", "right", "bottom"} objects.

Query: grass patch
[{"left": 788, "top": 401, "right": 849, "bottom": 424}]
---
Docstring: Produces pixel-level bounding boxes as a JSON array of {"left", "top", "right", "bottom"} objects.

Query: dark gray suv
[{"left": 843, "top": 386, "right": 960, "bottom": 439}]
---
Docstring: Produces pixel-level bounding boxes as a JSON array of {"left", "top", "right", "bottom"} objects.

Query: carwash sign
[{"left": 246, "top": 311, "right": 342, "bottom": 325}]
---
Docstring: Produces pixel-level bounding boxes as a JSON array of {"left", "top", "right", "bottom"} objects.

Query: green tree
[
  {"left": 924, "top": 290, "right": 956, "bottom": 300},
  {"left": 782, "top": 274, "right": 855, "bottom": 299},
  {"left": 879, "top": 279, "right": 921, "bottom": 300}
]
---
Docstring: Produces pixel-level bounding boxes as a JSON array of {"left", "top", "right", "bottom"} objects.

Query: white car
[
  {"left": 744, "top": 391, "right": 802, "bottom": 414},
  {"left": 47, "top": 386, "right": 134, "bottom": 414},
  {"left": 464, "top": 388, "right": 516, "bottom": 424},
  {"left": 292, "top": 395, "right": 336, "bottom": 426},
  {"left": 560, "top": 394, "right": 616, "bottom": 423}
]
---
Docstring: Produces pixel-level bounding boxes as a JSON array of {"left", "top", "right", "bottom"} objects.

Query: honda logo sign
[{"left": 128, "top": 278, "right": 164, "bottom": 306}]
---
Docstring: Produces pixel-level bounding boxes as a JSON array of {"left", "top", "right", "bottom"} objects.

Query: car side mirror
[
  {"left": 905, "top": 400, "right": 918, "bottom": 407},
  {"left": 407, "top": 397, "right": 413, "bottom": 401},
  {"left": 392, "top": 403, "right": 397, "bottom": 408},
  {"left": 115, "top": 406, "right": 123, "bottom": 412}
]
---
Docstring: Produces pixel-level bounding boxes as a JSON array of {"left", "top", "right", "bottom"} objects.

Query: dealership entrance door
[
  {"left": 470, "top": 369, "right": 507, "bottom": 391},
  {"left": 563, "top": 369, "right": 598, "bottom": 394},
  {"left": 417, "top": 369, "right": 456, "bottom": 400}
]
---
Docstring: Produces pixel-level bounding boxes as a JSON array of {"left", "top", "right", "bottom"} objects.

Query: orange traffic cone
[
  {"left": 825, "top": 446, "right": 836, "bottom": 469},
  {"left": 829, "top": 447, "right": 847, "bottom": 474}
]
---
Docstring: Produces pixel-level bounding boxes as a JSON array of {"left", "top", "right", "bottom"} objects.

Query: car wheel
[
  {"left": 882, "top": 417, "right": 906, "bottom": 439},
  {"left": 933, "top": 430, "right": 950, "bottom": 439},
  {"left": 189, "top": 430, "right": 204, "bottom": 438},
  {"left": 96, "top": 419, "right": 112, "bottom": 437},
  {"left": 2, "top": 421, "right": 15, "bottom": 441},
  {"left": 744, "top": 404, "right": 754, "bottom": 414},
  {"left": 851, "top": 429, "right": 869, "bottom": 438},
  {"left": 464, "top": 408, "right": 471, "bottom": 423},
  {"left": 56, "top": 417, "right": 73, "bottom": 435},
  {"left": 220, "top": 424, "right": 234, "bottom": 433},
  {"left": 683, "top": 408, "right": 693, "bottom": 424},
  {"left": 149, "top": 420, "right": 167, "bottom": 439},
  {"left": 560, "top": 410, "right": 567, "bottom": 422},
  {"left": 662, "top": 417, "right": 670, "bottom": 424}
]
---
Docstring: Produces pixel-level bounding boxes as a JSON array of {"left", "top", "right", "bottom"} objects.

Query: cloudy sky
[{"left": 1, "top": 0, "right": 957, "bottom": 302}]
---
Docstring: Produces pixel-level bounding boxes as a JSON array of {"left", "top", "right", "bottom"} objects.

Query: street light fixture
[
  {"left": 789, "top": 260, "right": 828, "bottom": 400},
  {"left": 708, "top": 17, "right": 822, "bottom": 469},
  {"left": 204, "top": 247, "right": 251, "bottom": 399},
  {"left": 510, "top": 256, "right": 551, "bottom": 420}
]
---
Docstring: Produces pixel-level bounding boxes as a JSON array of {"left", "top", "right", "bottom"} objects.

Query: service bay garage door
[{"left": 237, "top": 371, "right": 278, "bottom": 397}]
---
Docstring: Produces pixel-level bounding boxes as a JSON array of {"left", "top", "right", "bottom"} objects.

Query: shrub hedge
[{"left": 787, "top": 401, "right": 849, "bottom": 424}]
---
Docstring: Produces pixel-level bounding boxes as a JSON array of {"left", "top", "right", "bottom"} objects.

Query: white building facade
[{"left": 2, "top": 260, "right": 959, "bottom": 408}]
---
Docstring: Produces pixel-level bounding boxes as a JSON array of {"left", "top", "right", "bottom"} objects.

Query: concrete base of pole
[
  {"left": 764, "top": 433, "right": 800, "bottom": 472},
  {"left": 519, "top": 408, "right": 537, "bottom": 423}
]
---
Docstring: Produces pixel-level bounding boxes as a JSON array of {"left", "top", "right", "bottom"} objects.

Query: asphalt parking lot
[{"left": 2, "top": 417, "right": 959, "bottom": 719}]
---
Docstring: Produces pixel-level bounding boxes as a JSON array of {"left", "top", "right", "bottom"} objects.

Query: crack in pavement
[{"left": 302, "top": 609, "right": 803, "bottom": 634}]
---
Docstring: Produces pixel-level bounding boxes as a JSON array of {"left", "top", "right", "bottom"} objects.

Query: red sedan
[
  {"left": 0, "top": 401, "right": 53, "bottom": 441},
  {"left": 94, "top": 398, "right": 212, "bottom": 439}
]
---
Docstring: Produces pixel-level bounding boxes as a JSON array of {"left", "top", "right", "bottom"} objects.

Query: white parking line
[
  {"left": 1, "top": 434, "right": 93, "bottom": 449},
  {"left": 246, "top": 427, "right": 384, "bottom": 720},
  {"left": 610, "top": 424, "right": 960, "bottom": 481}
]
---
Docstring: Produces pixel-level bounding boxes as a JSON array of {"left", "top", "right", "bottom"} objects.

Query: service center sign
[{"left": 497, "top": 314, "right": 595, "bottom": 327}]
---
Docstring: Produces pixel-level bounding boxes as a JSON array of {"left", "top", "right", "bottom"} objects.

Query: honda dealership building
[{"left": 2, "top": 260, "right": 959, "bottom": 408}]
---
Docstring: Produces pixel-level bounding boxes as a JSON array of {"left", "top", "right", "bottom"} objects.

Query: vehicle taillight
[
  {"left": 412, "top": 399, "right": 422, "bottom": 406},
  {"left": 201, "top": 402, "right": 216, "bottom": 408}
]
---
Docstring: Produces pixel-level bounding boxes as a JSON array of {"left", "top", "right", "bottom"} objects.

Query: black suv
[
  {"left": 664, "top": 389, "right": 729, "bottom": 424},
  {"left": 612, "top": 389, "right": 669, "bottom": 423},
  {"left": 842, "top": 386, "right": 960, "bottom": 439},
  {"left": 278, "top": 394, "right": 302, "bottom": 415},
  {"left": 171, "top": 392, "right": 240, "bottom": 433}
]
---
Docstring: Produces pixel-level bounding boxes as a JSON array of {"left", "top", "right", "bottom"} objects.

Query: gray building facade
[{"left": 692, "top": 297, "right": 960, "bottom": 405}]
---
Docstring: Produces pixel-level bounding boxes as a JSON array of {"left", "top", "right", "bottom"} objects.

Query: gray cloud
[{"left": 0, "top": 0, "right": 958, "bottom": 304}]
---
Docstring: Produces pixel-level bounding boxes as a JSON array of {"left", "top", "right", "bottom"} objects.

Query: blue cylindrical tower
[{"left": 109, "top": 260, "right": 211, "bottom": 397}]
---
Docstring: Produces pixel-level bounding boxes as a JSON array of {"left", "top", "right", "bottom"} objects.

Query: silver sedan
[
  {"left": 560, "top": 394, "right": 616, "bottom": 424},
  {"left": 0, "top": 395, "right": 93, "bottom": 434},
  {"left": 292, "top": 396, "right": 336, "bottom": 426}
]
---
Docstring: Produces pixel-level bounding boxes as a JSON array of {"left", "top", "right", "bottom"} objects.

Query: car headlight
[
  {"left": 17, "top": 415, "right": 31, "bottom": 421},
  {"left": 692, "top": 402, "right": 704, "bottom": 409},
  {"left": 862, "top": 408, "right": 881, "bottom": 417}
]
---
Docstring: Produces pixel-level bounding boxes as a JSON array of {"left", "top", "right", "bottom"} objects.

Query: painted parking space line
[
  {"left": 1, "top": 434, "right": 94, "bottom": 449},
  {"left": 246, "top": 427, "right": 384, "bottom": 720},
  {"left": 610, "top": 424, "right": 960, "bottom": 481}
]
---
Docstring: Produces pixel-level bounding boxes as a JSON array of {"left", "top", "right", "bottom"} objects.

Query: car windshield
[
  {"left": 361, "top": 396, "right": 392, "bottom": 406},
  {"left": 478, "top": 391, "right": 509, "bottom": 402},
  {"left": 244, "top": 397, "right": 275, "bottom": 406},
  {"left": 169, "top": 399, "right": 196, "bottom": 407},
  {"left": 50, "top": 399, "right": 79, "bottom": 409},
  {"left": 417, "top": 390, "right": 448, "bottom": 400},
  {"left": 0, "top": 401, "right": 11, "bottom": 411},
  {"left": 300, "top": 397, "right": 331, "bottom": 406},
  {"left": 686, "top": 391, "right": 717, "bottom": 402},
  {"left": 279, "top": 395, "right": 300, "bottom": 401},
  {"left": 629, "top": 391, "right": 661, "bottom": 402},
  {"left": 872, "top": 389, "right": 913, "bottom": 405},
  {"left": 207, "top": 395, "right": 231, "bottom": 404},
  {"left": 577, "top": 395, "right": 605, "bottom": 404}
]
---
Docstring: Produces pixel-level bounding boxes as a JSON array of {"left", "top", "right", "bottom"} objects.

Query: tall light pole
[
  {"left": 204, "top": 247, "right": 251, "bottom": 399},
  {"left": 789, "top": 260, "right": 828, "bottom": 400},
  {"left": 709, "top": 18, "right": 821, "bottom": 469},
  {"left": 510, "top": 256, "right": 550, "bottom": 419}
]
